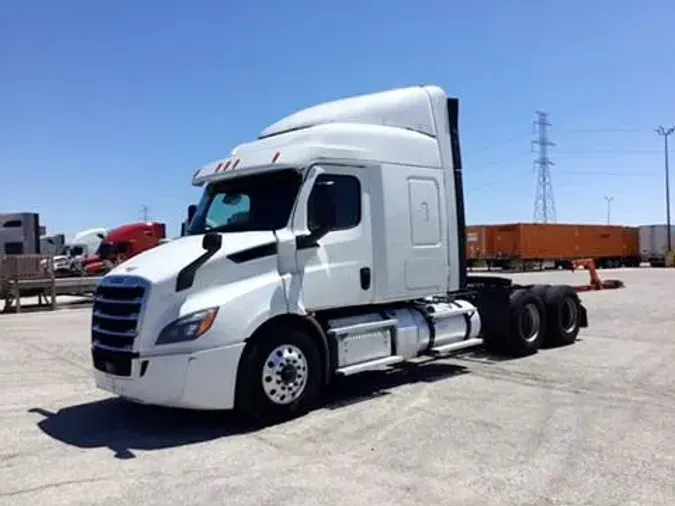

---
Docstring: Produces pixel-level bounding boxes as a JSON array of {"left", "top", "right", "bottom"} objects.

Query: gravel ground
[{"left": 0, "top": 268, "right": 673, "bottom": 506}]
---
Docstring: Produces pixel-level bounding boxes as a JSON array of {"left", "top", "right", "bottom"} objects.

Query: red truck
[{"left": 84, "top": 222, "right": 166, "bottom": 275}]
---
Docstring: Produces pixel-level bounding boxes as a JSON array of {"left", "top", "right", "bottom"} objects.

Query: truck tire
[
  {"left": 530, "top": 284, "right": 550, "bottom": 301},
  {"left": 236, "top": 326, "right": 323, "bottom": 423},
  {"left": 503, "top": 288, "right": 546, "bottom": 356},
  {"left": 538, "top": 285, "right": 581, "bottom": 347}
]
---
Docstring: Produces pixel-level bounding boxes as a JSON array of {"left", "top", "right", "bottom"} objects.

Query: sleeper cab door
[
  {"left": 400, "top": 173, "right": 449, "bottom": 296},
  {"left": 293, "top": 164, "right": 374, "bottom": 311}
]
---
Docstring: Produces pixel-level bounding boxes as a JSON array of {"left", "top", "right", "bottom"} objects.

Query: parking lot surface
[{"left": 1, "top": 268, "right": 673, "bottom": 506}]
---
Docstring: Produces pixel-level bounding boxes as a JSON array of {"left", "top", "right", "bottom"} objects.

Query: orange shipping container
[
  {"left": 482, "top": 223, "right": 639, "bottom": 265},
  {"left": 466, "top": 225, "right": 490, "bottom": 260}
]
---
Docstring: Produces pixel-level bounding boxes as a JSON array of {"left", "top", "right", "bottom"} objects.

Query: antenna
[{"left": 532, "top": 111, "right": 557, "bottom": 223}]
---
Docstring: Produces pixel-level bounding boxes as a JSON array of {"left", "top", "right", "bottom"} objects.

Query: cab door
[{"left": 292, "top": 164, "right": 374, "bottom": 311}]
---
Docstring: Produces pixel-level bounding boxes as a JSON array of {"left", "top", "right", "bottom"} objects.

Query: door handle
[{"left": 360, "top": 267, "right": 371, "bottom": 290}]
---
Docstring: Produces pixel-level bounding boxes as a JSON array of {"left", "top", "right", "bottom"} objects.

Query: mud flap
[{"left": 578, "top": 303, "right": 588, "bottom": 328}]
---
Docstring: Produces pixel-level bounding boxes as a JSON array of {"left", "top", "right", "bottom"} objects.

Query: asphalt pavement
[{"left": 1, "top": 267, "right": 673, "bottom": 506}]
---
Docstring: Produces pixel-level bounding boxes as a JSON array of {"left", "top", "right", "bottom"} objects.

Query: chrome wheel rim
[
  {"left": 520, "top": 303, "right": 541, "bottom": 343},
  {"left": 262, "top": 344, "right": 308, "bottom": 405},
  {"left": 561, "top": 297, "right": 578, "bottom": 334}
]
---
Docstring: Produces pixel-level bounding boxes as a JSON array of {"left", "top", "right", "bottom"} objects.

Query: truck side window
[{"left": 308, "top": 174, "right": 361, "bottom": 231}]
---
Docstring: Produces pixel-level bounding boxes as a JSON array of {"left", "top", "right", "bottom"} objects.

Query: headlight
[{"left": 155, "top": 307, "right": 219, "bottom": 345}]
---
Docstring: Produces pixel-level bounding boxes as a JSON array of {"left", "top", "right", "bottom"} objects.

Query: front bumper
[{"left": 93, "top": 342, "right": 246, "bottom": 410}]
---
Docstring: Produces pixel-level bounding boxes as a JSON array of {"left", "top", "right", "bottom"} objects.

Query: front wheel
[{"left": 236, "top": 326, "right": 323, "bottom": 423}]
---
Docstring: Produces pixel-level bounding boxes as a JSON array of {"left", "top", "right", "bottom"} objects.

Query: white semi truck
[
  {"left": 638, "top": 224, "right": 675, "bottom": 267},
  {"left": 91, "top": 86, "right": 589, "bottom": 421},
  {"left": 53, "top": 228, "right": 109, "bottom": 276}
]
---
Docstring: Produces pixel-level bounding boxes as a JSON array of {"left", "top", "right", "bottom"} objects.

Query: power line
[
  {"left": 465, "top": 134, "right": 533, "bottom": 156},
  {"left": 532, "top": 111, "right": 556, "bottom": 223},
  {"left": 464, "top": 168, "right": 659, "bottom": 192},
  {"left": 469, "top": 152, "right": 532, "bottom": 172},
  {"left": 556, "top": 149, "right": 662, "bottom": 156},
  {"left": 556, "top": 127, "right": 648, "bottom": 134},
  {"left": 557, "top": 170, "right": 659, "bottom": 176}
]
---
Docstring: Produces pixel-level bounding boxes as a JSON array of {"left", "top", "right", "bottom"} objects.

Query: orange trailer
[
  {"left": 467, "top": 223, "right": 639, "bottom": 269},
  {"left": 466, "top": 225, "right": 492, "bottom": 265}
]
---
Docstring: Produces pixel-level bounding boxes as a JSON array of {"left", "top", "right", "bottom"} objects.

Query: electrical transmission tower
[
  {"left": 532, "top": 111, "right": 557, "bottom": 223},
  {"left": 140, "top": 205, "right": 150, "bottom": 222}
]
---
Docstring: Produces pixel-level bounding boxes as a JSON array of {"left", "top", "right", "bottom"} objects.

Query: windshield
[{"left": 186, "top": 169, "right": 302, "bottom": 235}]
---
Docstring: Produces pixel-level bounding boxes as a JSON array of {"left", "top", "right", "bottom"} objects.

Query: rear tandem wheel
[
  {"left": 531, "top": 284, "right": 581, "bottom": 347},
  {"left": 502, "top": 288, "right": 547, "bottom": 356}
]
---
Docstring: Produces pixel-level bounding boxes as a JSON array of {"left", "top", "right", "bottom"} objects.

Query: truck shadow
[
  {"left": 28, "top": 361, "right": 469, "bottom": 459},
  {"left": 27, "top": 402, "right": 249, "bottom": 460},
  {"left": 323, "top": 361, "right": 469, "bottom": 409}
]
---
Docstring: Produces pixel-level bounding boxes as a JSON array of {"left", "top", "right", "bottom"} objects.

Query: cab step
[
  {"left": 336, "top": 355, "right": 404, "bottom": 376},
  {"left": 429, "top": 337, "right": 484, "bottom": 356}
]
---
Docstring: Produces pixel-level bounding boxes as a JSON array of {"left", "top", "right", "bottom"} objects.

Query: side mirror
[
  {"left": 309, "top": 181, "right": 338, "bottom": 240},
  {"left": 297, "top": 180, "right": 338, "bottom": 250},
  {"left": 187, "top": 204, "right": 197, "bottom": 224},
  {"left": 309, "top": 221, "right": 332, "bottom": 242},
  {"left": 202, "top": 232, "right": 222, "bottom": 253}
]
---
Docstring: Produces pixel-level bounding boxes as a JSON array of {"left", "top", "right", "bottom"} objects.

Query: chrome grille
[{"left": 91, "top": 278, "right": 147, "bottom": 352}]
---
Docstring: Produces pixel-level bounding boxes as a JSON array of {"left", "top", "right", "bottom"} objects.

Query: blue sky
[{"left": 2, "top": 0, "right": 674, "bottom": 239}]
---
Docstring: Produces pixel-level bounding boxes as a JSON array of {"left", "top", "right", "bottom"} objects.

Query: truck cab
[
  {"left": 91, "top": 86, "right": 587, "bottom": 421},
  {"left": 84, "top": 222, "right": 166, "bottom": 275},
  {"left": 53, "top": 228, "right": 109, "bottom": 276}
]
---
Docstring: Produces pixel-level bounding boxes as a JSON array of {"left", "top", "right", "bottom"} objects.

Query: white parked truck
[
  {"left": 54, "top": 227, "right": 109, "bottom": 276},
  {"left": 91, "top": 86, "right": 589, "bottom": 421},
  {"left": 638, "top": 224, "right": 675, "bottom": 267}
]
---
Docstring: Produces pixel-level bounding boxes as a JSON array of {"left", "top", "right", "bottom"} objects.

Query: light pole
[
  {"left": 656, "top": 126, "right": 674, "bottom": 254},
  {"left": 604, "top": 196, "right": 613, "bottom": 225}
]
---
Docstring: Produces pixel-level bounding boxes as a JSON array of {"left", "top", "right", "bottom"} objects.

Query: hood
[{"left": 108, "top": 231, "right": 277, "bottom": 284}]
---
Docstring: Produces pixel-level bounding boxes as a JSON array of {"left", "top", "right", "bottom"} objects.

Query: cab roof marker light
[
  {"left": 231, "top": 159, "right": 240, "bottom": 170},
  {"left": 272, "top": 151, "right": 281, "bottom": 163}
]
